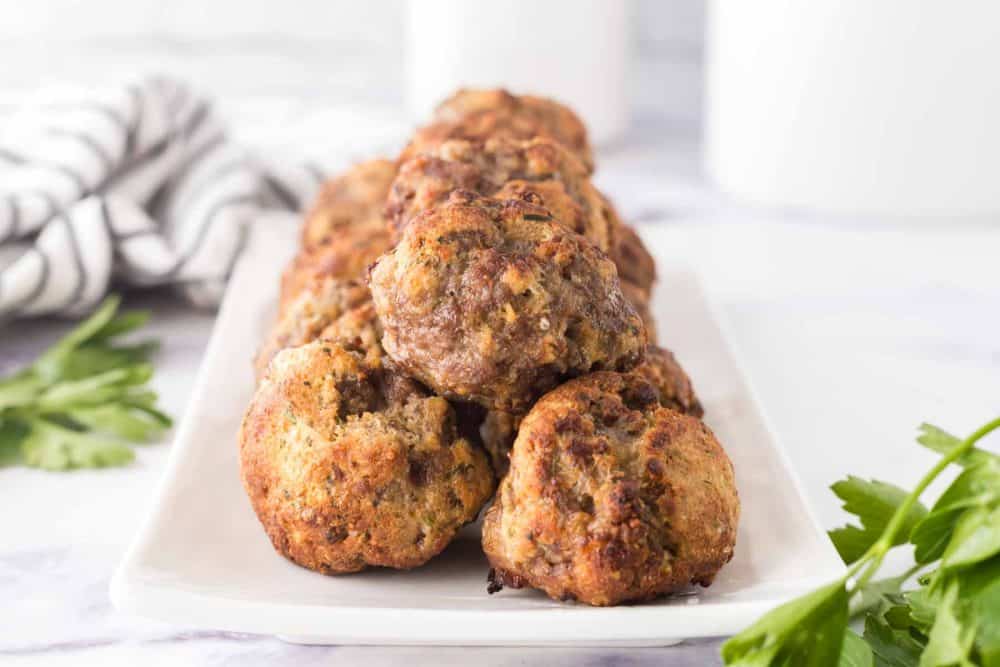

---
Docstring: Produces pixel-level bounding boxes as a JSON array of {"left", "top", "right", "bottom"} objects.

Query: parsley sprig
[
  {"left": 722, "top": 417, "right": 1000, "bottom": 666},
  {"left": 0, "top": 296, "right": 171, "bottom": 470}
]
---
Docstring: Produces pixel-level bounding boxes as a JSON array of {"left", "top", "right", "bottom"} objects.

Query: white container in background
[
  {"left": 405, "top": 0, "right": 630, "bottom": 145},
  {"left": 705, "top": 0, "right": 1000, "bottom": 217}
]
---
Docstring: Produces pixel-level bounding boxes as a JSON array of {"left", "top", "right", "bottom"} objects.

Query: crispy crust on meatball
[
  {"left": 610, "top": 224, "right": 657, "bottom": 295},
  {"left": 300, "top": 159, "right": 396, "bottom": 249},
  {"left": 240, "top": 342, "right": 495, "bottom": 574},
  {"left": 279, "top": 228, "right": 393, "bottom": 313},
  {"left": 401, "top": 89, "right": 593, "bottom": 173},
  {"left": 634, "top": 345, "right": 703, "bottom": 418},
  {"left": 482, "top": 371, "right": 738, "bottom": 606},
  {"left": 387, "top": 138, "right": 618, "bottom": 251},
  {"left": 474, "top": 345, "right": 701, "bottom": 478},
  {"left": 256, "top": 277, "right": 383, "bottom": 381},
  {"left": 369, "top": 192, "right": 647, "bottom": 411}
]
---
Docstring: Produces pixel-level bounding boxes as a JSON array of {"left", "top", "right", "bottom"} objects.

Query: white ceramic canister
[
  {"left": 704, "top": 0, "right": 1000, "bottom": 217},
  {"left": 405, "top": 0, "right": 631, "bottom": 145}
]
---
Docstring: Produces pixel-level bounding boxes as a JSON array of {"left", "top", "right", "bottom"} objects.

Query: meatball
[
  {"left": 401, "top": 89, "right": 593, "bottom": 173},
  {"left": 369, "top": 192, "right": 647, "bottom": 411},
  {"left": 279, "top": 227, "right": 393, "bottom": 313},
  {"left": 300, "top": 159, "right": 396, "bottom": 249},
  {"left": 482, "top": 371, "right": 738, "bottom": 606},
  {"left": 255, "top": 276, "right": 381, "bottom": 380},
  {"left": 387, "top": 138, "right": 618, "bottom": 252},
  {"left": 240, "top": 342, "right": 495, "bottom": 574},
  {"left": 475, "top": 344, "right": 702, "bottom": 477},
  {"left": 610, "top": 223, "right": 657, "bottom": 295}
]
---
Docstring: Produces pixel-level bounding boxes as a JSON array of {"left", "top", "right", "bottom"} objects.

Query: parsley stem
[{"left": 849, "top": 416, "right": 1000, "bottom": 592}]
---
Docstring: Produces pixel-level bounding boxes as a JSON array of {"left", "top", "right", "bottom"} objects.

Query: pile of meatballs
[{"left": 240, "top": 89, "right": 739, "bottom": 607}]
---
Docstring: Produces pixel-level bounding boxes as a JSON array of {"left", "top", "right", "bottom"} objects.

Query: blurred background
[
  {"left": 0, "top": 0, "right": 703, "bottom": 147},
  {"left": 0, "top": 0, "right": 700, "bottom": 118}
]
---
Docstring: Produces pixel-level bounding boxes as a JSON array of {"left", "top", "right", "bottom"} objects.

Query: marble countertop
[{"left": 3, "top": 103, "right": 1000, "bottom": 666}]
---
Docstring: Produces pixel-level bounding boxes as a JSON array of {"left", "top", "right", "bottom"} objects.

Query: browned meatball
[
  {"left": 482, "top": 371, "right": 738, "bottom": 606},
  {"left": 369, "top": 192, "right": 647, "bottom": 411},
  {"left": 476, "top": 344, "right": 702, "bottom": 477},
  {"left": 387, "top": 138, "right": 617, "bottom": 251},
  {"left": 634, "top": 345, "right": 703, "bottom": 418},
  {"left": 255, "top": 277, "right": 381, "bottom": 380},
  {"left": 401, "top": 89, "right": 593, "bottom": 173},
  {"left": 300, "top": 159, "right": 396, "bottom": 249},
  {"left": 610, "top": 223, "right": 657, "bottom": 295},
  {"left": 240, "top": 342, "right": 495, "bottom": 574},
  {"left": 279, "top": 227, "right": 393, "bottom": 313}
]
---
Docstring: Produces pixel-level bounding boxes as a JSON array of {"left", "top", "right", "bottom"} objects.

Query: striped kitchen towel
[{"left": 0, "top": 75, "right": 327, "bottom": 320}]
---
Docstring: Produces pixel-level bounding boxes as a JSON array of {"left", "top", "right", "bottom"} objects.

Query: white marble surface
[{"left": 2, "top": 6, "right": 1000, "bottom": 660}]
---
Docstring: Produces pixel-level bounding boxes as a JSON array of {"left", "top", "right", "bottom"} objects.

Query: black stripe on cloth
[
  {"left": 98, "top": 198, "right": 117, "bottom": 240},
  {"left": 99, "top": 197, "right": 153, "bottom": 282},
  {"left": 98, "top": 198, "right": 130, "bottom": 275},
  {"left": 76, "top": 103, "right": 131, "bottom": 164},
  {"left": 113, "top": 192, "right": 255, "bottom": 284},
  {"left": 172, "top": 217, "right": 251, "bottom": 289},
  {"left": 164, "top": 193, "right": 256, "bottom": 280},
  {"left": 221, "top": 221, "right": 250, "bottom": 279},
  {"left": 125, "top": 84, "right": 142, "bottom": 156},
  {"left": 262, "top": 173, "right": 299, "bottom": 210},
  {"left": 47, "top": 127, "right": 114, "bottom": 173},
  {"left": 0, "top": 147, "right": 26, "bottom": 164},
  {"left": 95, "top": 135, "right": 172, "bottom": 195},
  {"left": 156, "top": 131, "right": 226, "bottom": 205},
  {"left": 179, "top": 101, "right": 211, "bottom": 140},
  {"left": 101, "top": 209, "right": 164, "bottom": 284},
  {"left": 58, "top": 210, "right": 87, "bottom": 310},
  {"left": 1, "top": 197, "right": 19, "bottom": 243}
]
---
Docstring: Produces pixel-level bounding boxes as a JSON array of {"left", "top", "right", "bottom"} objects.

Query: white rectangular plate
[{"left": 111, "top": 218, "right": 844, "bottom": 646}]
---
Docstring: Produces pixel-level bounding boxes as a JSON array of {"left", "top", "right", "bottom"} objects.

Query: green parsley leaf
[
  {"left": 840, "top": 629, "right": 875, "bottom": 667},
  {"left": 0, "top": 417, "right": 29, "bottom": 466},
  {"left": 829, "top": 477, "right": 928, "bottom": 564},
  {"left": 21, "top": 419, "right": 135, "bottom": 470},
  {"left": 0, "top": 295, "right": 169, "bottom": 471},
  {"left": 940, "top": 504, "right": 1000, "bottom": 572},
  {"left": 907, "top": 584, "right": 941, "bottom": 633},
  {"left": 912, "top": 461, "right": 1000, "bottom": 564},
  {"left": 721, "top": 579, "right": 849, "bottom": 665},
  {"left": 953, "top": 556, "right": 1000, "bottom": 666},
  {"left": 918, "top": 424, "right": 998, "bottom": 469},
  {"left": 66, "top": 402, "right": 170, "bottom": 441},
  {"left": 863, "top": 613, "right": 924, "bottom": 667},
  {"left": 920, "top": 583, "right": 976, "bottom": 666}
]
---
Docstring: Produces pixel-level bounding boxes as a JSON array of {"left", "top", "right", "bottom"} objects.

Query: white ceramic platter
[{"left": 111, "top": 217, "right": 844, "bottom": 646}]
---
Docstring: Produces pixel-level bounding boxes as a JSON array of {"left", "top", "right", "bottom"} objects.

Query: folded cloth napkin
[{"left": 0, "top": 75, "right": 328, "bottom": 320}]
